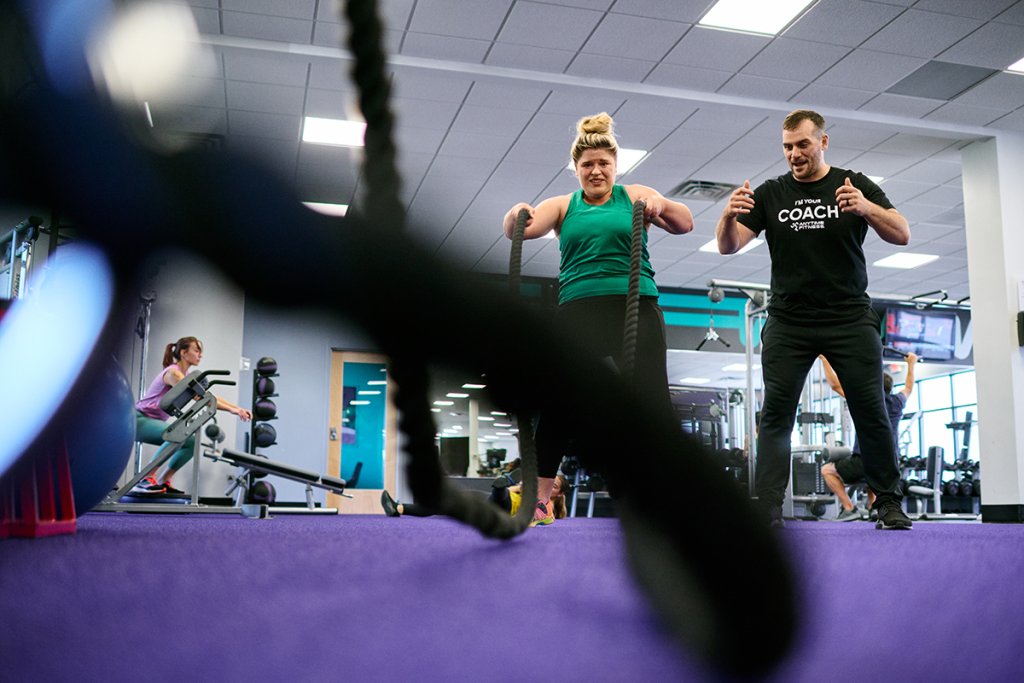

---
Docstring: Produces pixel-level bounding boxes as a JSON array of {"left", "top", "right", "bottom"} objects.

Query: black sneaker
[
  {"left": 162, "top": 482, "right": 185, "bottom": 495},
  {"left": 874, "top": 499, "right": 912, "bottom": 530},
  {"left": 767, "top": 505, "right": 785, "bottom": 529},
  {"left": 380, "top": 490, "right": 400, "bottom": 517}
]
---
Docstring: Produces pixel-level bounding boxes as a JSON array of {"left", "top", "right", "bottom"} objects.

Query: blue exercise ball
[{"left": 66, "top": 358, "right": 136, "bottom": 514}]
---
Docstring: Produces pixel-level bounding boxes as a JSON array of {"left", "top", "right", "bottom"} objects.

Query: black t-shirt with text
[{"left": 738, "top": 167, "right": 894, "bottom": 324}]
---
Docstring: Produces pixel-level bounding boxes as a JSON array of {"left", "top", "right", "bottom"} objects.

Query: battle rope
[
  {"left": 621, "top": 199, "right": 645, "bottom": 382},
  {"left": 341, "top": 0, "right": 531, "bottom": 537},
  {"left": 503, "top": 206, "right": 542, "bottom": 530},
  {"left": 0, "top": 3, "right": 798, "bottom": 675}
]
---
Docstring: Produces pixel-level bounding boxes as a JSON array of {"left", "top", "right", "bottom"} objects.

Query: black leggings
[
  {"left": 755, "top": 309, "right": 902, "bottom": 507},
  {"left": 534, "top": 295, "right": 670, "bottom": 478}
]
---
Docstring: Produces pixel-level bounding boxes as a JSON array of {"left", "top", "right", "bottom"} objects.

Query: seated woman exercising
[
  {"left": 380, "top": 473, "right": 569, "bottom": 524},
  {"left": 131, "top": 336, "right": 252, "bottom": 494}
]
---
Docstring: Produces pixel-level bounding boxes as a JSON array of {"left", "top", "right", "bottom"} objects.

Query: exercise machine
[
  {"left": 93, "top": 368, "right": 268, "bottom": 518},
  {"left": 203, "top": 426, "right": 362, "bottom": 516}
]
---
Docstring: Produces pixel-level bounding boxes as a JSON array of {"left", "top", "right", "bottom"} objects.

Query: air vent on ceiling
[{"left": 668, "top": 179, "right": 736, "bottom": 202}]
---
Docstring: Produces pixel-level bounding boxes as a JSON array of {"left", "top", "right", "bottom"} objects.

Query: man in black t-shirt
[{"left": 716, "top": 109, "right": 913, "bottom": 531}]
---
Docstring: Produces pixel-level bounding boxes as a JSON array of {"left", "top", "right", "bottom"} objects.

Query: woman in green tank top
[{"left": 501, "top": 112, "right": 694, "bottom": 525}]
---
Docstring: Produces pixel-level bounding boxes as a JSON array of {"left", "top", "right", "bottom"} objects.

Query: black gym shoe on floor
[
  {"left": 874, "top": 499, "right": 912, "bottom": 530},
  {"left": 162, "top": 482, "right": 185, "bottom": 495},
  {"left": 380, "top": 490, "right": 400, "bottom": 517}
]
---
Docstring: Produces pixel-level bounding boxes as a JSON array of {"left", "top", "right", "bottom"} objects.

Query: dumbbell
[
  {"left": 971, "top": 478, "right": 981, "bottom": 497},
  {"left": 944, "top": 480, "right": 962, "bottom": 497},
  {"left": 958, "top": 480, "right": 974, "bottom": 497}
]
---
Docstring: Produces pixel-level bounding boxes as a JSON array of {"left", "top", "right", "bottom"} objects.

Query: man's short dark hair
[
  {"left": 883, "top": 373, "right": 894, "bottom": 393},
  {"left": 783, "top": 109, "right": 826, "bottom": 134}
]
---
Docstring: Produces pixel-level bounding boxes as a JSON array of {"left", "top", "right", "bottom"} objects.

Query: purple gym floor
[{"left": 1, "top": 514, "right": 1022, "bottom": 681}]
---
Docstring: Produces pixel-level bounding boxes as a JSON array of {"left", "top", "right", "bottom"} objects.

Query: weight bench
[{"left": 211, "top": 448, "right": 362, "bottom": 513}]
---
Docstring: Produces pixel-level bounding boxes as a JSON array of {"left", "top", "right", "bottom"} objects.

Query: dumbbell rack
[{"left": 784, "top": 445, "right": 836, "bottom": 520}]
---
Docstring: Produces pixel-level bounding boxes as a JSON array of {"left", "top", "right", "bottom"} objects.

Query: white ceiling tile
[
  {"left": 191, "top": 7, "right": 221, "bottom": 34},
  {"left": 223, "top": 51, "right": 309, "bottom": 87},
  {"left": 228, "top": 133, "right": 300, "bottom": 172},
  {"left": 924, "top": 102, "right": 1009, "bottom": 126},
  {"left": 226, "top": 80, "right": 306, "bottom": 115},
  {"left": 858, "top": 93, "right": 944, "bottom": 118},
  {"left": 484, "top": 43, "right": 576, "bottom": 71},
  {"left": 465, "top": 82, "right": 551, "bottom": 110},
  {"left": 613, "top": 97, "right": 698, "bottom": 127},
  {"left": 716, "top": 74, "right": 805, "bottom": 101},
  {"left": 822, "top": 121, "right": 898, "bottom": 151},
  {"left": 540, "top": 90, "right": 627, "bottom": 116},
  {"left": 390, "top": 97, "right": 461, "bottom": 127},
  {"left": 912, "top": 184, "right": 963, "bottom": 207},
  {"left": 438, "top": 131, "right": 516, "bottom": 159},
  {"left": 873, "top": 178, "right": 936, "bottom": 203},
  {"left": 741, "top": 38, "right": 851, "bottom": 83},
  {"left": 892, "top": 158, "right": 962, "bottom": 184},
  {"left": 898, "top": 202, "right": 953, "bottom": 223},
  {"left": 816, "top": 49, "right": 927, "bottom": 92},
  {"left": 394, "top": 126, "right": 446, "bottom": 154},
  {"left": 844, "top": 151, "right": 916, "bottom": 177},
  {"left": 644, "top": 63, "right": 733, "bottom": 91},
  {"left": 988, "top": 108, "right": 1024, "bottom": 131},
  {"left": 221, "top": 10, "right": 313, "bottom": 43},
  {"left": 869, "top": 133, "right": 960, "bottom": 157},
  {"left": 995, "top": 2, "right": 1024, "bottom": 24},
  {"left": 401, "top": 32, "right": 491, "bottom": 62},
  {"left": 609, "top": 0, "right": 710, "bottom": 22},
  {"left": 784, "top": 0, "right": 906, "bottom": 47},
  {"left": 661, "top": 26, "right": 770, "bottom": 71},
  {"left": 860, "top": 9, "right": 983, "bottom": 59},
  {"left": 582, "top": 14, "right": 689, "bottom": 61},
  {"left": 304, "top": 88, "right": 360, "bottom": 119},
  {"left": 789, "top": 84, "right": 876, "bottom": 110},
  {"left": 954, "top": 72, "right": 1024, "bottom": 110},
  {"left": 222, "top": 0, "right": 316, "bottom": 20},
  {"left": 306, "top": 59, "right": 359, "bottom": 92},
  {"left": 452, "top": 105, "right": 533, "bottom": 135},
  {"left": 937, "top": 21, "right": 1024, "bottom": 69},
  {"left": 497, "top": 2, "right": 604, "bottom": 51},
  {"left": 408, "top": 0, "right": 512, "bottom": 39},
  {"left": 914, "top": 0, "right": 1017, "bottom": 21},
  {"left": 565, "top": 53, "right": 656, "bottom": 81},
  {"left": 391, "top": 70, "right": 473, "bottom": 103}
]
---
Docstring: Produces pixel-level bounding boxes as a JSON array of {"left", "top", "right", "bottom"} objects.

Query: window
[{"left": 918, "top": 376, "right": 952, "bottom": 411}]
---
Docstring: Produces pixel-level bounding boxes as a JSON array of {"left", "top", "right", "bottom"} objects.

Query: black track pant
[
  {"left": 755, "top": 309, "right": 902, "bottom": 508},
  {"left": 534, "top": 295, "right": 670, "bottom": 478}
]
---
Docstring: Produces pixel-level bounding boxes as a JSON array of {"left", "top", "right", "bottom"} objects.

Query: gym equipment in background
[{"left": 92, "top": 368, "right": 267, "bottom": 518}]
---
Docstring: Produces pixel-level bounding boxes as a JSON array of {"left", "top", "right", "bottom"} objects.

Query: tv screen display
[{"left": 884, "top": 307, "right": 956, "bottom": 361}]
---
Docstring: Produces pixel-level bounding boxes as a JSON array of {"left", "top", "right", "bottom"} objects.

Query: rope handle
[{"left": 621, "top": 200, "right": 645, "bottom": 382}]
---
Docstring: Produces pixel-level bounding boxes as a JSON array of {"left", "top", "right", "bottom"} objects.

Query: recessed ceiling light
[
  {"left": 446, "top": 392, "right": 469, "bottom": 399},
  {"left": 493, "top": 423, "right": 512, "bottom": 428},
  {"left": 302, "top": 116, "right": 366, "bottom": 146},
  {"left": 462, "top": 383, "right": 486, "bottom": 389},
  {"left": 872, "top": 253, "right": 939, "bottom": 269},
  {"left": 490, "top": 411, "right": 507, "bottom": 416},
  {"left": 678, "top": 377, "right": 711, "bottom": 384},
  {"left": 433, "top": 400, "right": 454, "bottom": 406},
  {"left": 867, "top": 175, "right": 885, "bottom": 184},
  {"left": 303, "top": 202, "right": 349, "bottom": 217},
  {"left": 430, "top": 408, "right": 441, "bottom": 413},
  {"left": 699, "top": 237, "right": 764, "bottom": 254},
  {"left": 357, "top": 390, "right": 380, "bottom": 396},
  {"left": 566, "top": 147, "right": 648, "bottom": 176},
  {"left": 1006, "top": 56, "right": 1024, "bottom": 74},
  {"left": 699, "top": 0, "right": 815, "bottom": 36},
  {"left": 477, "top": 416, "right": 494, "bottom": 421},
  {"left": 367, "top": 380, "right": 387, "bottom": 385},
  {"left": 350, "top": 400, "right": 370, "bottom": 406}
]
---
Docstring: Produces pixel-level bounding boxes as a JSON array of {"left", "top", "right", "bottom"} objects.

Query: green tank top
[{"left": 558, "top": 184, "right": 657, "bottom": 304}]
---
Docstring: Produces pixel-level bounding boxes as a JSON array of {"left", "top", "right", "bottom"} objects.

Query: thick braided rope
[
  {"left": 621, "top": 200, "right": 645, "bottom": 382},
  {"left": 342, "top": 0, "right": 405, "bottom": 229},
  {"left": 343, "top": 1, "right": 530, "bottom": 538},
  {"left": 505, "top": 207, "right": 540, "bottom": 530}
]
